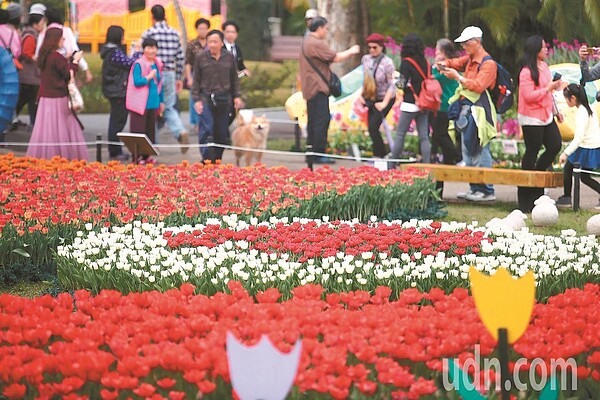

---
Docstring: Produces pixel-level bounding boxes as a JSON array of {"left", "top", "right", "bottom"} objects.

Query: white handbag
[{"left": 67, "top": 70, "right": 84, "bottom": 113}]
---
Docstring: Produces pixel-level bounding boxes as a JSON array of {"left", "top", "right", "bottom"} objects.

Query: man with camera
[
  {"left": 579, "top": 45, "right": 600, "bottom": 83},
  {"left": 437, "top": 26, "right": 497, "bottom": 202}
]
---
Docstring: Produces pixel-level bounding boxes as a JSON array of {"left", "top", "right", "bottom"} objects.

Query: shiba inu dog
[{"left": 231, "top": 112, "right": 270, "bottom": 166}]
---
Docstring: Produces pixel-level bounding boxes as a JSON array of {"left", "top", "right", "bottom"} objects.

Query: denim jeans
[
  {"left": 188, "top": 93, "right": 199, "bottom": 125},
  {"left": 161, "top": 71, "right": 186, "bottom": 139},
  {"left": 462, "top": 140, "right": 494, "bottom": 194},
  {"left": 197, "top": 101, "right": 231, "bottom": 162},
  {"left": 392, "top": 110, "right": 430, "bottom": 163}
]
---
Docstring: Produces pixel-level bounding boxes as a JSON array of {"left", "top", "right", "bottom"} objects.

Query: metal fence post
[
  {"left": 294, "top": 118, "right": 301, "bottom": 152},
  {"left": 305, "top": 145, "right": 313, "bottom": 171},
  {"left": 573, "top": 162, "right": 581, "bottom": 211},
  {"left": 96, "top": 134, "right": 102, "bottom": 163}
]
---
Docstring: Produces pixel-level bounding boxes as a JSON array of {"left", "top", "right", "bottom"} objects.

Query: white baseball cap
[
  {"left": 304, "top": 9, "right": 318, "bottom": 20},
  {"left": 29, "top": 3, "right": 47, "bottom": 16},
  {"left": 454, "top": 26, "right": 483, "bottom": 43}
]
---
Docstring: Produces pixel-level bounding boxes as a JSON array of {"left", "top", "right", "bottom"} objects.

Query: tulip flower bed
[
  {"left": 1, "top": 282, "right": 598, "bottom": 399},
  {"left": 57, "top": 217, "right": 600, "bottom": 300},
  {"left": 5, "top": 155, "right": 600, "bottom": 399},
  {"left": 0, "top": 155, "right": 442, "bottom": 284}
]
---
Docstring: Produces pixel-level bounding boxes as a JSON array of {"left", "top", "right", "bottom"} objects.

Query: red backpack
[{"left": 404, "top": 57, "right": 442, "bottom": 113}]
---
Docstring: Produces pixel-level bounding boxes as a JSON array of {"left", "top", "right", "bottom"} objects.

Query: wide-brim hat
[{"left": 454, "top": 26, "right": 483, "bottom": 43}]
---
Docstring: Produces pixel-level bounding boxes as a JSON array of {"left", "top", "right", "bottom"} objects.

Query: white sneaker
[
  {"left": 465, "top": 191, "right": 496, "bottom": 202},
  {"left": 456, "top": 160, "right": 466, "bottom": 167},
  {"left": 457, "top": 189, "right": 475, "bottom": 200}
]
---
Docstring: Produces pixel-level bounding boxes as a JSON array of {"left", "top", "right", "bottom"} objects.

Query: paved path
[{"left": 2, "top": 111, "right": 599, "bottom": 210}]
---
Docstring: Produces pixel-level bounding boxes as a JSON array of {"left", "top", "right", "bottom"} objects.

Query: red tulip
[{"left": 2, "top": 383, "right": 26, "bottom": 399}]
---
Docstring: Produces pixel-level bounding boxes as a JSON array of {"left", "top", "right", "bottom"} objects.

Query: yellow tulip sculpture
[
  {"left": 469, "top": 266, "right": 535, "bottom": 344},
  {"left": 441, "top": 269, "right": 558, "bottom": 399}
]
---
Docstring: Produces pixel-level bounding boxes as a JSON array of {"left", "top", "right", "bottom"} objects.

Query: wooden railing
[{"left": 77, "top": 3, "right": 222, "bottom": 53}]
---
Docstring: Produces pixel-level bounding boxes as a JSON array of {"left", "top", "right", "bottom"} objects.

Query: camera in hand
[
  {"left": 587, "top": 47, "right": 599, "bottom": 55},
  {"left": 552, "top": 72, "right": 562, "bottom": 82}
]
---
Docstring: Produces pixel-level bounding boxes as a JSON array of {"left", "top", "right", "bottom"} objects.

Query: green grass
[
  {"left": 267, "top": 138, "right": 304, "bottom": 152},
  {"left": 0, "top": 281, "right": 53, "bottom": 298},
  {"left": 444, "top": 202, "right": 596, "bottom": 235}
]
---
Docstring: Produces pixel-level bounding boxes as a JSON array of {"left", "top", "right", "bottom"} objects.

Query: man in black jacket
[
  {"left": 222, "top": 20, "right": 250, "bottom": 78},
  {"left": 222, "top": 20, "right": 249, "bottom": 125},
  {"left": 193, "top": 30, "right": 242, "bottom": 162}
]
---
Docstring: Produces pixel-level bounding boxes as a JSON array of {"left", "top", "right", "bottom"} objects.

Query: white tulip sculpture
[{"left": 226, "top": 332, "right": 302, "bottom": 400}]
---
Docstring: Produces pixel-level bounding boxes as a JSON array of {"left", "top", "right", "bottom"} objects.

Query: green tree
[
  {"left": 538, "top": 0, "right": 600, "bottom": 41},
  {"left": 226, "top": 0, "right": 273, "bottom": 61},
  {"left": 366, "top": 0, "right": 600, "bottom": 76}
]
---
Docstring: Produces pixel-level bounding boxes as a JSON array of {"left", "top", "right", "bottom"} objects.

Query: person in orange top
[
  {"left": 439, "top": 26, "right": 496, "bottom": 94},
  {"left": 438, "top": 26, "right": 498, "bottom": 202}
]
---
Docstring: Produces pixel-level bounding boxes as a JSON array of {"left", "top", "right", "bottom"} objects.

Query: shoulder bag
[{"left": 68, "top": 70, "right": 84, "bottom": 113}]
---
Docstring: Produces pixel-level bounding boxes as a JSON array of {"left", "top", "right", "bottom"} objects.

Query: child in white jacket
[{"left": 557, "top": 83, "right": 600, "bottom": 208}]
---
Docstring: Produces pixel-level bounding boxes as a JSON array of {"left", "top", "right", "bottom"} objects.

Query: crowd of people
[
  {"left": 0, "top": 3, "right": 247, "bottom": 164},
  {"left": 2, "top": 5, "right": 600, "bottom": 209},
  {"left": 299, "top": 13, "right": 600, "bottom": 210}
]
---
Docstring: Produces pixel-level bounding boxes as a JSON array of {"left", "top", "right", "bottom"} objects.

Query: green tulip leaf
[{"left": 12, "top": 248, "right": 30, "bottom": 258}]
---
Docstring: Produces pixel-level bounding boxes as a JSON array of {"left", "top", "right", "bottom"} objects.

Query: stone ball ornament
[
  {"left": 587, "top": 214, "right": 600, "bottom": 236},
  {"left": 531, "top": 195, "right": 559, "bottom": 227}
]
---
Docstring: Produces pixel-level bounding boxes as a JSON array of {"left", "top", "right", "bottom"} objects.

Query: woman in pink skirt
[{"left": 26, "top": 27, "right": 88, "bottom": 160}]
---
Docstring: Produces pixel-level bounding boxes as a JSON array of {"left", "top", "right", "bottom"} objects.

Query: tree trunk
[
  {"left": 318, "top": 0, "right": 368, "bottom": 76},
  {"left": 173, "top": 0, "right": 187, "bottom": 53},
  {"left": 443, "top": 0, "right": 449, "bottom": 38}
]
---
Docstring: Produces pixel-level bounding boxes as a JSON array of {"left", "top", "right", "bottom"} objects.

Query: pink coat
[
  {"left": 517, "top": 62, "right": 554, "bottom": 123},
  {"left": 0, "top": 25, "right": 21, "bottom": 59},
  {"left": 126, "top": 56, "right": 164, "bottom": 115}
]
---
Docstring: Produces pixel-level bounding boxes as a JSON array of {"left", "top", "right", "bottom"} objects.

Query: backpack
[
  {"left": 478, "top": 55, "right": 514, "bottom": 114},
  {"left": 404, "top": 57, "right": 442, "bottom": 113}
]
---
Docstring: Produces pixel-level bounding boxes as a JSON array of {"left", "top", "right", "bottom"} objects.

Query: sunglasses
[
  {"left": 368, "top": 45, "right": 380, "bottom": 50},
  {"left": 461, "top": 39, "right": 476, "bottom": 47}
]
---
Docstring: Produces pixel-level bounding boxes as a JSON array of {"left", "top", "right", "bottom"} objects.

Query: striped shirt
[{"left": 142, "top": 21, "right": 184, "bottom": 80}]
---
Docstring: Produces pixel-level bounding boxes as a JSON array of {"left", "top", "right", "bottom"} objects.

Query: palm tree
[
  {"left": 466, "top": 0, "right": 521, "bottom": 47},
  {"left": 538, "top": 0, "right": 600, "bottom": 41}
]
